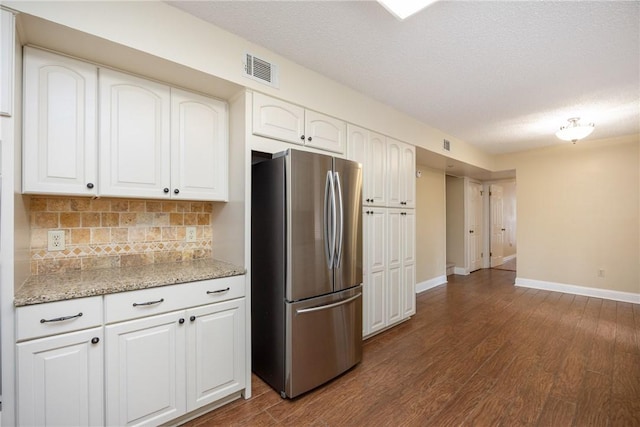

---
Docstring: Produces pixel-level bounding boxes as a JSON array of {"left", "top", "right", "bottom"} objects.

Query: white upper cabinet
[
  {"left": 304, "top": 109, "right": 346, "bottom": 153},
  {"left": 171, "top": 88, "right": 228, "bottom": 201},
  {"left": 401, "top": 143, "right": 416, "bottom": 208},
  {"left": 23, "top": 48, "right": 229, "bottom": 201},
  {"left": 252, "top": 92, "right": 345, "bottom": 154},
  {"left": 99, "top": 68, "right": 171, "bottom": 199},
  {"left": 23, "top": 47, "right": 98, "bottom": 196},
  {"left": 1, "top": 8, "right": 15, "bottom": 117},
  {"left": 252, "top": 92, "right": 304, "bottom": 145},
  {"left": 347, "top": 125, "right": 386, "bottom": 206}
]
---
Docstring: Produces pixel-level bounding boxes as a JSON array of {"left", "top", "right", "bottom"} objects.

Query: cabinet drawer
[
  {"left": 104, "top": 275, "right": 245, "bottom": 324},
  {"left": 16, "top": 296, "right": 103, "bottom": 341}
]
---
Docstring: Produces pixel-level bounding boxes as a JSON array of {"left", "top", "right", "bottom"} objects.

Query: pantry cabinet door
[
  {"left": 23, "top": 47, "right": 98, "bottom": 196},
  {"left": 99, "top": 68, "right": 171, "bottom": 199},
  {"left": 171, "top": 88, "right": 228, "bottom": 201}
]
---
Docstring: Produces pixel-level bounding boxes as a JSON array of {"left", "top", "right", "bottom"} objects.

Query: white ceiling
[{"left": 168, "top": 0, "right": 640, "bottom": 156}]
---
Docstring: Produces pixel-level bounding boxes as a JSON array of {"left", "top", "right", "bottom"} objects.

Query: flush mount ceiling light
[
  {"left": 555, "top": 117, "right": 595, "bottom": 143},
  {"left": 377, "top": 0, "right": 439, "bottom": 20}
]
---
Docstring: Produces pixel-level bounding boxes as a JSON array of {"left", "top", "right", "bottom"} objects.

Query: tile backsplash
[{"left": 30, "top": 196, "right": 213, "bottom": 275}]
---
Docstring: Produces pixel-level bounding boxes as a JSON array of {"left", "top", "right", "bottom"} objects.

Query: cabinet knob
[
  {"left": 86, "top": 183, "right": 94, "bottom": 189},
  {"left": 307, "top": 136, "right": 312, "bottom": 142},
  {"left": 163, "top": 188, "right": 170, "bottom": 193},
  {"left": 174, "top": 189, "right": 180, "bottom": 194},
  {"left": 190, "top": 315, "right": 196, "bottom": 322},
  {"left": 469, "top": 230, "right": 474, "bottom": 234},
  {"left": 300, "top": 135, "right": 305, "bottom": 141},
  {"left": 91, "top": 337, "right": 100, "bottom": 344},
  {"left": 178, "top": 318, "right": 185, "bottom": 324}
]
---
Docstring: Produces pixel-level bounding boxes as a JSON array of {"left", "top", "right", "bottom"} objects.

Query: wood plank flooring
[{"left": 182, "top": 269, "right": 640, "bottom": 426}]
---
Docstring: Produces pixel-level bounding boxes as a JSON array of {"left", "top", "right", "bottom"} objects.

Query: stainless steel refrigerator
[{"left": 251, "top": 148, "right": 363, "bottom": 398}]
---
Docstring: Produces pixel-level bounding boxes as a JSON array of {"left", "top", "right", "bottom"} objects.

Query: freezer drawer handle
[
  {"left": 132, "top": 298, "right": 164, "bottom": 307},
  {"left": 295, "top": 293, "right": 361, "bottom": 315},
  {"left": 206, "top": 287, "right": 231, "bottom": 295},
  {"left": 40, "top": 312, "right": 83, "bottom": 323}
]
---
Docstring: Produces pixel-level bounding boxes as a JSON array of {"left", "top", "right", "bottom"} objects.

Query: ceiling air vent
[
  {"left": 244, "top": 53, "right": 279, "bottom": 88},
  {"left": 443, "top": 139, "right": 451, "bottom": 151}
]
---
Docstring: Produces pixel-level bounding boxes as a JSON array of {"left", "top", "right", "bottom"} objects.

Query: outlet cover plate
[
  {"left": 48, "top": 230, "right": 66, "bottom": 251},
  {"left": 186, "top": 227, "right": 197, "bottom": 243}
]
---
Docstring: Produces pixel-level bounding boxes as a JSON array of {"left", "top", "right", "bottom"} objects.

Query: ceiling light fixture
[
  {"left": 555, "top": 117, "right": 595, "bottom": 143},
  {"left": 377, "top": 0, "right": 439, "bottom": 20}
]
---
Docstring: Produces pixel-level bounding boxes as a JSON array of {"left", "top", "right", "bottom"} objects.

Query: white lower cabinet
[
  {"left": 16, "top": 277, "right": 246, "bottom": 427},
  {"left": 17, "top": 327, "right": 104, "bottom": 426},
  {"left": 105, "top": 311, "right": 186, "bottom": 427},
  {"left": 186, "top": 299, "right": 245, "bottom": 411}
]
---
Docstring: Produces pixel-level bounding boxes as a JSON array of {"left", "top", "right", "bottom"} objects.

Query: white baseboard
[
  {"left": 454, "top": 267, "right": 469, "bottom": 276},
  {"left": 416, "top": 275, "right": 447, "bottom": 293},
  {"left": 515, "top": 277, "right": 640, "bottom": 304},
  {"left": 503, "top": 254, "right": 517, "bottom": 262}
]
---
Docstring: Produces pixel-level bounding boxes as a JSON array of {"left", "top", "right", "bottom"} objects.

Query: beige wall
[
  {"left": 416, "top": 166, "right": 446, "bottom": 282},
  {"left": 497, "top": 135, "right": 639, "bottom": 294},
  {"left": 446, "top": 176, "right": 465, "bottom": 268}
]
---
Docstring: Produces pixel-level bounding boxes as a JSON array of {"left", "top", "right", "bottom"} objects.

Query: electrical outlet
[
  {"left": 186, "top": 227, "right": 197, "bottom": 243},
  {"left": 48, "top": 230, "right": 66, "bottom": 251}
]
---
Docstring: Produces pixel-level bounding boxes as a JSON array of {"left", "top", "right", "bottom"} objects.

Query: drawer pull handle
[
  {"left": 132, "top": 298, "right": 164, "bottom": 307},
  {"left": 207, "top": 287, "right": 230, "bottom": 295},
  {"left": 40, "top": 312, "right": 83, "bottom": 323}
]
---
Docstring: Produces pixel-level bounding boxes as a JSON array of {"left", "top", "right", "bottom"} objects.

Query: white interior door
[
  {"left": 467, "top": 181, "right": 483, "bottom": 272},
  {"left": 490, "top": 184, "right": 505, "bottom": 267}
]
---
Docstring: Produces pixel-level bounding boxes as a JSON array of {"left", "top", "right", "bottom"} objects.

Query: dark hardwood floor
[{"left": 183, "top": 269, "right": 640, "bottom": 426}]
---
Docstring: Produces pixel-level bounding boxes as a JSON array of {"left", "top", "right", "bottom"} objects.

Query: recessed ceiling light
[{"left": 377, "top": 0, "right": 439, "bottom": 20}]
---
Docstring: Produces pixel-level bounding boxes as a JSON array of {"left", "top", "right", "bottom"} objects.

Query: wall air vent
[
  {"left": 443, "top": 139, "right": 451, "bottom": 151},
  {"left": 244, "top": 53, "right": 279, "bottom": 88}
]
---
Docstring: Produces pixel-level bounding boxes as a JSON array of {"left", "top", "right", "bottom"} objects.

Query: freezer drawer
[{"left": 285, "top": 286, "right": 362, "bottom": 398}]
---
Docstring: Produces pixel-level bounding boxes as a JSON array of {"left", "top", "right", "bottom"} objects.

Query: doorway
[{"left": 487, "top": 180, "right": 517, "bottom": 271}]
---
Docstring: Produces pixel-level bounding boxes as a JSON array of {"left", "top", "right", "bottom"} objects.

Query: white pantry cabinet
[
  {"left": 99, "top": 67, "right": 171, "bottom": 199},
  {"left": 401, "top": 210, "right": 416, "bottom": 317},
  {"left": 386, "top": 139, "right": 415, "bottom": 208},
  {"left": 347, "top": 124, "right": 387, "bottom": 207},
  {"left": 252, "top": 92, "right": 346, "bottom": 154},
  {"left": 23, "top": 47, "right": 98, "bottom": 196},
  {"left": 363, "top": 208, "right": 386, "bottom": 336}
]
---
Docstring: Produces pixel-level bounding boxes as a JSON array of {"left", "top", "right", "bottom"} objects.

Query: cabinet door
[
  {"left": 186, "top": 298, "right": 245, "bottom": 411},
  {"left": 252, "top": 92, "right": 304, "bottom": 145},
  {"left": 99, "top": 68, "right": 171, "bottom": 199},
  {"left": 366, "top": 269, "right": 386, "bottom": 336},
  {"left": 402, "top": 211, "right": 416, "bottom": 266},
  {"left": 17, "top": 327, "right": 103, "bottom": 427},
  {"left": 368, "top": 132, "right": 387, "bottom": 206},
  {"left": 401, "top": 143, "right": 416, "bottom": 208},
  {"left": 386, "top": 210, "right": 403, "bottom": 325},
  {"left": 171, "top": 88, "right": 228, "bottom": 201},
  {"left": 402, "top": 263, "right": 416, "bottom": 318},
  {"left": 346, "top": 124, "right": 367, "bottom": 168},
  {"left": 23, "top": 47, "right": 98, "bottom": 195},
  {"left": 386, "top": 138, "right": 402, "bottom": 207},
  {"left": 105, "top": 311, "right": 186, "bottom": 427},
  {"left": 1, "top": 8, "right": 14, "bottom": 116},
  {"left": 305, "top": 109, "right": 346, "bottom": 154}
]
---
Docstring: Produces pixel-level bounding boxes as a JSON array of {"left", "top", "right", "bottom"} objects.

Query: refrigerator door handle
[
  {"left": 334, "top": 171, "right": 344, "bottom": 268},
  {"left": 324, "top": 170, "right": 336, "bottom": 269},
  {"left": 295, "top": 292, "right": 362, "bottom": 315}
]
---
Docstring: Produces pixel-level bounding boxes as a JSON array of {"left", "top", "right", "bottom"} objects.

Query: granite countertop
[{"left": 15, "top": 258, "right": 246, "bottom": 307}]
